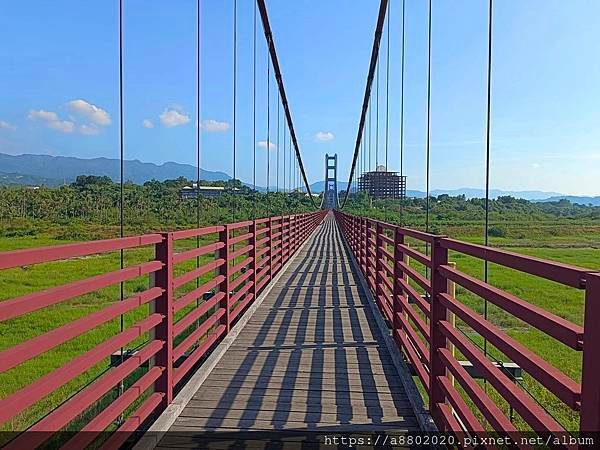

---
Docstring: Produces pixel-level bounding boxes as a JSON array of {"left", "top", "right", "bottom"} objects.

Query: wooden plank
[
  {"left": 200, "top": 378, "right": 407, "bottom": 395},
  {"left": 177, "top": 407, "right": 417, "bottom": 425},
  {"left": 159, "top": 215, "right": 419, "bottom": 440},
  {"left": 184, "top": 399, "right": 413, "bottom": 416},
  {"left": 192, "top": 386, "right": 410, "bottom": 404},
  {"left": 190, "top": 388, "right": 410, "bottom": 405},
  {"left": 201, "top": 372, "right": 406, "bottom": 389},
  {"left": 210, "top": 364, "right": 400, "bottom": 377},
  {"left": 221, "top": 347, "right": 391, "bottom": 357},
  {"left": 171, "top": 417, "right": 418, "bottom": 431}
]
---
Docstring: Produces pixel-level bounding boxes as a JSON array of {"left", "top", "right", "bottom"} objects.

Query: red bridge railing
[
  {"left": 334, "top": 210, "right": 600, "bottom": 439},
  {"left": 0, "top": 211, "right": 326, "bottom": 448}
]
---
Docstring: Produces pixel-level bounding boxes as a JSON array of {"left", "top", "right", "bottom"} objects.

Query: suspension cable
[
  {"left": 425, "top": 0, "right": 432, "bottom": 234},
  {"left": 252, "top": 0, "right": 257, "bottom": 219},
  {"left": 399, "top": 0, "right": 406, "bottom": 226},
  {"left": 232, "top": 0, "right": 237, "bottom": 221},
  {"left": 276, "top": 92, "right": 280, "bottom": 194},
  {"left": 196, "top": 0, "right": 202, "bottom": 233},
  {"left": 195, "top": 0, "right": 202, "bottom": 316},
  {"left": 283, "top": 111, "right": 286, "bottom": 193},
  {"left": 483, "top": 0, "right": 494, "bottom": 358},
  {"left": 368, "top": 103, "right": 372, "bottom": 171},
  {"left": 266, "top": 48, "right": 270, "bottom": 205},
  {"left": 376, "top": 60, "right": 380, "bottom": 169},
  {"left": 385, "top": 0, "right": 390, "bottom": 171},
  {"left": 340, "top": 0, "right": 388, "bottom": 209},
  {"left": 256, "top": 0, "right": 317, "bottom": 207},
  {"left": 118, "top": 0, "right": 125, "bottom": 395}
]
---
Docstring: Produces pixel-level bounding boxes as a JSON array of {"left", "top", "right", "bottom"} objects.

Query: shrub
[{"left": 488, "top": 226, "right": 507, "bottom": 238}]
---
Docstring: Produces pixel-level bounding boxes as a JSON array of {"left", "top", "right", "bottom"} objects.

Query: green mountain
[{"left": 0, "top": 152, "right": 231, "bottom": 185}]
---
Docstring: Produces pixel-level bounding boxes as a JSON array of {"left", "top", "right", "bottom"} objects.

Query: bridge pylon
[{"left": 322, "top": 153, "right": 339, "bottom": 210}]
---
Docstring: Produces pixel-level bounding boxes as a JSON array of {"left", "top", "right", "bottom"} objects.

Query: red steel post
[
  {"left": 375, "top": 222, "right": 384, "bottom": 313},
  {"left": 154, "top": 232, "right": 174, "bottom": 406},
  {"left": 362, "top": 217, "right": 368, "bottom": 276},
  {"left": 352, "top": 216, "right": 357, "bottom": 253},
  {"left": 392, "top": 227, "right": 404, "bottom": 340},
  {"left": 250, "top": 220, "right": 258, "bottom": 300},
  {"left": 429, "top": 235, "right": 449, "bottom": 429},
  {"left": 580, "top": 272, "right": 600, "bottom": 433},
  {"left": 283, "top": 216, "right": 288, "bottom": 263},
  {"left": 218, "top": 225, "right": 231, "bottom": 333},
  {"left": 290, "top": 216, "right": 296, "bottom": 253},
  {"left": 268, "top": 217, "right": 274, "bottom": 279}
]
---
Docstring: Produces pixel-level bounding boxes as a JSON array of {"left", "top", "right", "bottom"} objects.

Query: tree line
[{"left": 0, "top": 176, "right": 316, "bottom": 236}]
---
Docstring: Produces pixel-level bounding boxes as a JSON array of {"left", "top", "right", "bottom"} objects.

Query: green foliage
[
  {"left": 0, "top": 177, "right": 317, "bottom": 237},
  {"left": 488, "top": 225, "right": 507, "bottom": 237}
]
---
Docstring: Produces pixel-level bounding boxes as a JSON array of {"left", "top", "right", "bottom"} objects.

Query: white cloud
[
  {"left": 160, "top": 108, "right": 190, "bottom": 127},
  {"left": 49, "top": 120, "right": 75, "bottom": 133},
  {"left": 79, "top": 124, "right": 100, "bottom": 135},
  {"left": 143, "top": 119, "right": 154, "bottom": 129},
  {"left": 315, "top": 131, "right": 335, "bottom": 142},
  {"left": 28, "top": 109, "right": 75, "bottom": 133},
  {"left": 28, "top": 109, "right": 59, "bottom": 122},
  {"left": 67, "top": 99, "right": 111, "bottom": 126},
  {"left": 201, "top": 119, "right": 230, "bottom": 132},
  {"left": 257, "top": 140, "right": 276, "bottom": 150},
  {"left": 0, "top": 120, "right": 16, "bottom": 131}
]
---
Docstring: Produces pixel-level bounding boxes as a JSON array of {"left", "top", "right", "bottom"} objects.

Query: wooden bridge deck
[{"left": 156, "top": 215, "right": 420, "bottom": 446}]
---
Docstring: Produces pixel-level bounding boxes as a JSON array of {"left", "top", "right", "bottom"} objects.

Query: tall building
[{"left": 358, "top": 166, "right": 406, "bottom": 200}]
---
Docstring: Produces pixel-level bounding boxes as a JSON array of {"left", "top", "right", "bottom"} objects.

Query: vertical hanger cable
[
  {"left": 232, "top": 0, "right": 237, "bottom": 221},
  {"left": 399, "top": 0, "right": 406, "bottom": 226},
  {"left": 483, "top": 0, "right": 494, "bottom": 358},
  {"left": 385, "top": 0, "right": 390, "bottom": 170},
  {"left": 118, "top": 0, "right": 125, "bottom": 391}
]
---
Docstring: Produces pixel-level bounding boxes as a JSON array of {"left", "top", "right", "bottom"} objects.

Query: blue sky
[{"left": 0, "top": 0, "right": 599, "bottom": 195}]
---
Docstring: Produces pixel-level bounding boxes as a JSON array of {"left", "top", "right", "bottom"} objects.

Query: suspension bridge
[{"left": 1, "top": 0, "right": 599, "bottom": 449}]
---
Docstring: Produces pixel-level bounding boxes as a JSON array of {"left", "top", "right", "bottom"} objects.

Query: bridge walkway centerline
[{"left": 153, "top": 213, "right": 421, "bottom": 447}]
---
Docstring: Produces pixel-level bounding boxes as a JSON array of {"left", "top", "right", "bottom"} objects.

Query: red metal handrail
[
  {"left": 334, "top": 210, "right": 600, "bottom": 437},
  {"left": 0, "top": 210, "right": 326, "bottom": 446}
]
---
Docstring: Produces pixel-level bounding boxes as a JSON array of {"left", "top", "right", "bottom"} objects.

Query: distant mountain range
[
  {"left": 309, "top": 181, "right": 600, "bottom": 205},
  {"left": 532, "top": 195, "right": 600, "bottom": 206},
  {"left": 309, "top": 181, "right": 564, "bottom": 201},
  {"left": 0, "top": 152, "right": 230, "bottom": 185},
  {"left": 0, "top": 171, "right": 65, "bottom": 187},
  {"left": 1, "top": 153, "right": 598, "bottom": 205}
]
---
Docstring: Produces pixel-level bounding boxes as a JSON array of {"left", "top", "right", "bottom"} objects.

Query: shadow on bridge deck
[{"left": 153, "top": 214, "right": 421, "bottom": 448}]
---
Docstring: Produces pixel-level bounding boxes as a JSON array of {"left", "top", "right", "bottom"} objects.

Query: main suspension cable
[
  {"left": 256, "top": 0, "right": 317, "bottom": 207},
  {"left": 340, "top": 0, "right": 388, "bottom": 209}
]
